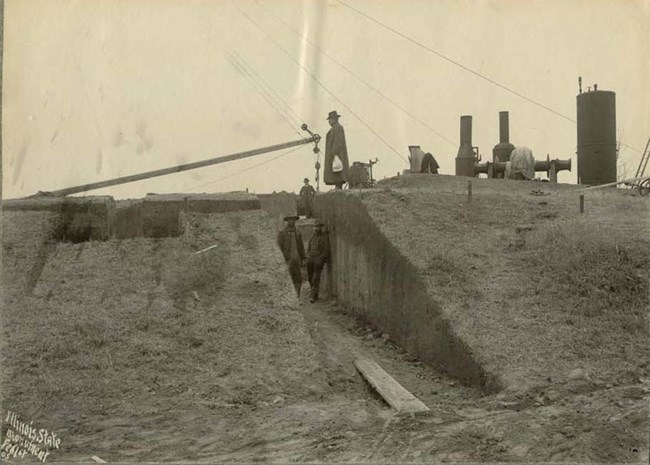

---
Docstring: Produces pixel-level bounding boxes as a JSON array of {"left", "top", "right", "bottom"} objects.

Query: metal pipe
[
  {"left": 534, "top": 158, "right": 571, "bottom": 172},
  {"left": 45, "top": 131, "right": 320, "bottom": 196},
  {"left": 476, "top": 157, "right": 570, "bottom": 182},
  {"left": 534, "top": 156, "right": 571, "bottom": 183},
  {"left": 475, "top": 161, "right": 507, "bottom": 177}
]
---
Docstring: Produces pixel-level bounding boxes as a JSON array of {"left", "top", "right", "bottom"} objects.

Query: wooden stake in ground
[
  {"left": 355, "top": 358, "right": 430, "bottom": 414},
  {"left": 580, "top": 194, "right": 585, "bottom": 214}
]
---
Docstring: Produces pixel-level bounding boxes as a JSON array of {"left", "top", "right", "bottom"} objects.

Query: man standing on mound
[
  {"left": 299, "top": 177, "right": 316, "bottom": 218},
  {"left": 324, "top": 110, "right": 350, "bottom": 190},
  {"left": 306, "top": 220, "right": 330, "bottom": 303},
  {"left": 277, "top": 215, "right": 305, "bottom": 297}
]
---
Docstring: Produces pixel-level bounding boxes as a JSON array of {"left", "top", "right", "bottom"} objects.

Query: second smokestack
[{"left": 493, "top": 111, "right": 515, "bottom": 164}]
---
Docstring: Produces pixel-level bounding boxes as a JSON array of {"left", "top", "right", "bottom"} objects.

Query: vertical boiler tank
[{"left": 576, "top": 89, "right": 617, "bottom": 185}]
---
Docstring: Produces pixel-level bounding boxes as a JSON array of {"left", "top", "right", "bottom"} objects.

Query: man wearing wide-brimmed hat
[
  {"left": 324, "top": 110, "right": 350, "bottom": 190},
  {"left": 276, "top": 215, "right": 305, "bottom": 296},
  {"left": 299, "top": 177, "right": 316, "bottom": 218},
  {"left": 306, "top": 219, "right": 330, "bottom": 302}
]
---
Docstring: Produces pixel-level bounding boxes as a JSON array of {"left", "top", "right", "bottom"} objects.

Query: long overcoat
[
  {"left": 324, "top": 122, "right": 350, "bottom": 185},
  {"left": 277, "top": 227, "right": 305, "bottom": 262}
]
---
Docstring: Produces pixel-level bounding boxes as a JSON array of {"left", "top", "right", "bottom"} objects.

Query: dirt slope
[
  {"left": 1, "top": 210, "right": 59, "bottom": 298},
  {"left": 348, "top": 174, "right": 649, "bottom": 394},
  {"left": 1, "top": 209, "right": 325, "bottom": 460}
]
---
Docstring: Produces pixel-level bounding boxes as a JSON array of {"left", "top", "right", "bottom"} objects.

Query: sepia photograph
[{"left": 1, "top": 0, "right": 649, "bottom": 462}]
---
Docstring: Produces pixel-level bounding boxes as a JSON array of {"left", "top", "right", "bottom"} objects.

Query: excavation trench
[
  {"left": 312, "top": 192, "right": 496, "bottom": 392},
  {"left": 5, "top": 190, "right": 493, "bottom": 392}
]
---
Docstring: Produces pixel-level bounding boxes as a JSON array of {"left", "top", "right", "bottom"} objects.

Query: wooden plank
[
  {"left": 355, "top": 358, "right": 430, "bottom": 414},
  {"left": 194, "top": 244, "right": 219, "bottom": 255},
  {"left": 90, "top": 456, "right": 107, "bottom": 463},
  {"left": 577, "top": 176, "right": 648, "bottom": 191}
]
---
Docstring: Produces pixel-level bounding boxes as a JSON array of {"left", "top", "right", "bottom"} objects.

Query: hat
[
  {"left": 304, "top": 177, "right": 309, "bottom": 182},
  {"left": 283, "top": 215, "right": 299, "bottom": 221},
  {"left": 326, "top": 111, "right": 341, "bottom": 120}
]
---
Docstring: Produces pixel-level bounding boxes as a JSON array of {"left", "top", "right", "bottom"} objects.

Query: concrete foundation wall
[
  {"left": 316, "top": 192, "right": 494, "bottom": 390},
  {"left": 3, "top": 192, "right": 262, "bottom": 241},
  {"left": 113, "top": 201, "right": 144, "bottom": 239},
  {"left": 141, "top": 193, "right": 260, "bottom": 238},
  {"left": 3, "top": 196, "right": 115, "bottom": 242}
]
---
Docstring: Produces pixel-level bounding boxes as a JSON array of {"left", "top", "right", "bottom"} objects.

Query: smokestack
[
  {"left": 499, "top": 111, "right": 509, "bottom": 143},
  {"left": 455, "top": 115, "right": 476, "bottom": 177},
  {"left": 492, "top": 111, "right": 515, "bottom": 165},
  {"left": 460, "top": 115, "right": 472, "bottom": 148}
]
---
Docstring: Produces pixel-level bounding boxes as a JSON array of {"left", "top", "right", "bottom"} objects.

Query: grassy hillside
[
  {"left": 359, "top": 175, "right": 649, "bottom": 393},
  {"left": 1, "top": 209, "right": 324, "bottom": 459}
]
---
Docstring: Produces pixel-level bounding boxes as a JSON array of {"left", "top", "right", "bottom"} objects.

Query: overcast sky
[{"left": 3, "top": 0, "right": 649, "bottom": 199}]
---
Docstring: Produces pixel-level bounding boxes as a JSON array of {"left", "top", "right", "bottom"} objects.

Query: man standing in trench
[
  {"left": 277, "top": 215, "right": 305, "bottom": 297},
  {"left": 324, "top": 111, "right": 350, "bottom": 190},
  {"left": 306, "top": 220, "right": 330, "bottom": 303}
]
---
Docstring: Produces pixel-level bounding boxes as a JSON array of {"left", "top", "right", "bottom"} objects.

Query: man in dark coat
[
  {"left": 276, "top": 215, "right": 305, "bottom": 297},
  {"left": 324, "top": 111, "right": 350, "bottom": 189},
  {"left": 299, "top": 178, "right": 316, "bottom": 218},
  {"left": 306, "top": 220, "right": 330, "bottom": 303}
]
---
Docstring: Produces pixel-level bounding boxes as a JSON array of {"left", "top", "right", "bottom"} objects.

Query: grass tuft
[
  {"left": 163, "top": 248, "right": 227, "bottom": 304},
  {"left": 526, "top": 219, "right": 649, "bottom": 321}
]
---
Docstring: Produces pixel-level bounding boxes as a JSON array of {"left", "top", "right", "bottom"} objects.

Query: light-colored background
[{"left": 3, "top": 0, "right": 649, "bottom": 199}]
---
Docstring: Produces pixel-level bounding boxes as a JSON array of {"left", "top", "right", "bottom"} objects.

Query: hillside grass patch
[{"left": 524, "top": 219, "right": 648, "bottom": 322}]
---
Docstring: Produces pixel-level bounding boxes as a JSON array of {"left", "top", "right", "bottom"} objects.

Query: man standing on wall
[
  {"left": 299, "top": 178, "right": 316, "bottom": 219},
  {"left": 306, "top": 220, "right": 330, "bottom": 303},
  {"left": 277, "top": 215, "right": 305, "bottom": 297},
  {"left": 324, "top": 111, "right": 350, "bottom": 190}
]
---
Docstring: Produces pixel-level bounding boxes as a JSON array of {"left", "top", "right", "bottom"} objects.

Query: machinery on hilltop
[
  {"left": 454, "top": 112, "right": 572, "bottom": 182},
  {"left": 347, "top": 158, "right": 379, "bottom": 189}
]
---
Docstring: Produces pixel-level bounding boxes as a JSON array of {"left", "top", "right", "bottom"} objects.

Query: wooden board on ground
[{"left": 355, "top": 358, "right": 430, "bottom": 414}]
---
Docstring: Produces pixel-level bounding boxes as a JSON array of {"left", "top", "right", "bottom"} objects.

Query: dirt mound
[
  {"left": 319, "top": 175, "right": 649, "bottom": 395},
  {"left": 2, "top": 185, "right": 648, "bottom": 462},
  {"left": 1, "top": 209, "right": 324, "bottom": 458}
]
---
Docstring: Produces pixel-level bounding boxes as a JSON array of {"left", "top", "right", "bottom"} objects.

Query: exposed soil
[{"left": 1, "top": 179, "right": 649, "bottom": 462}]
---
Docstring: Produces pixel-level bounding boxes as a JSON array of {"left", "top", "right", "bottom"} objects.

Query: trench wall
[{"left": 316, "top": 192, "right": 494, "bottom": 390}]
